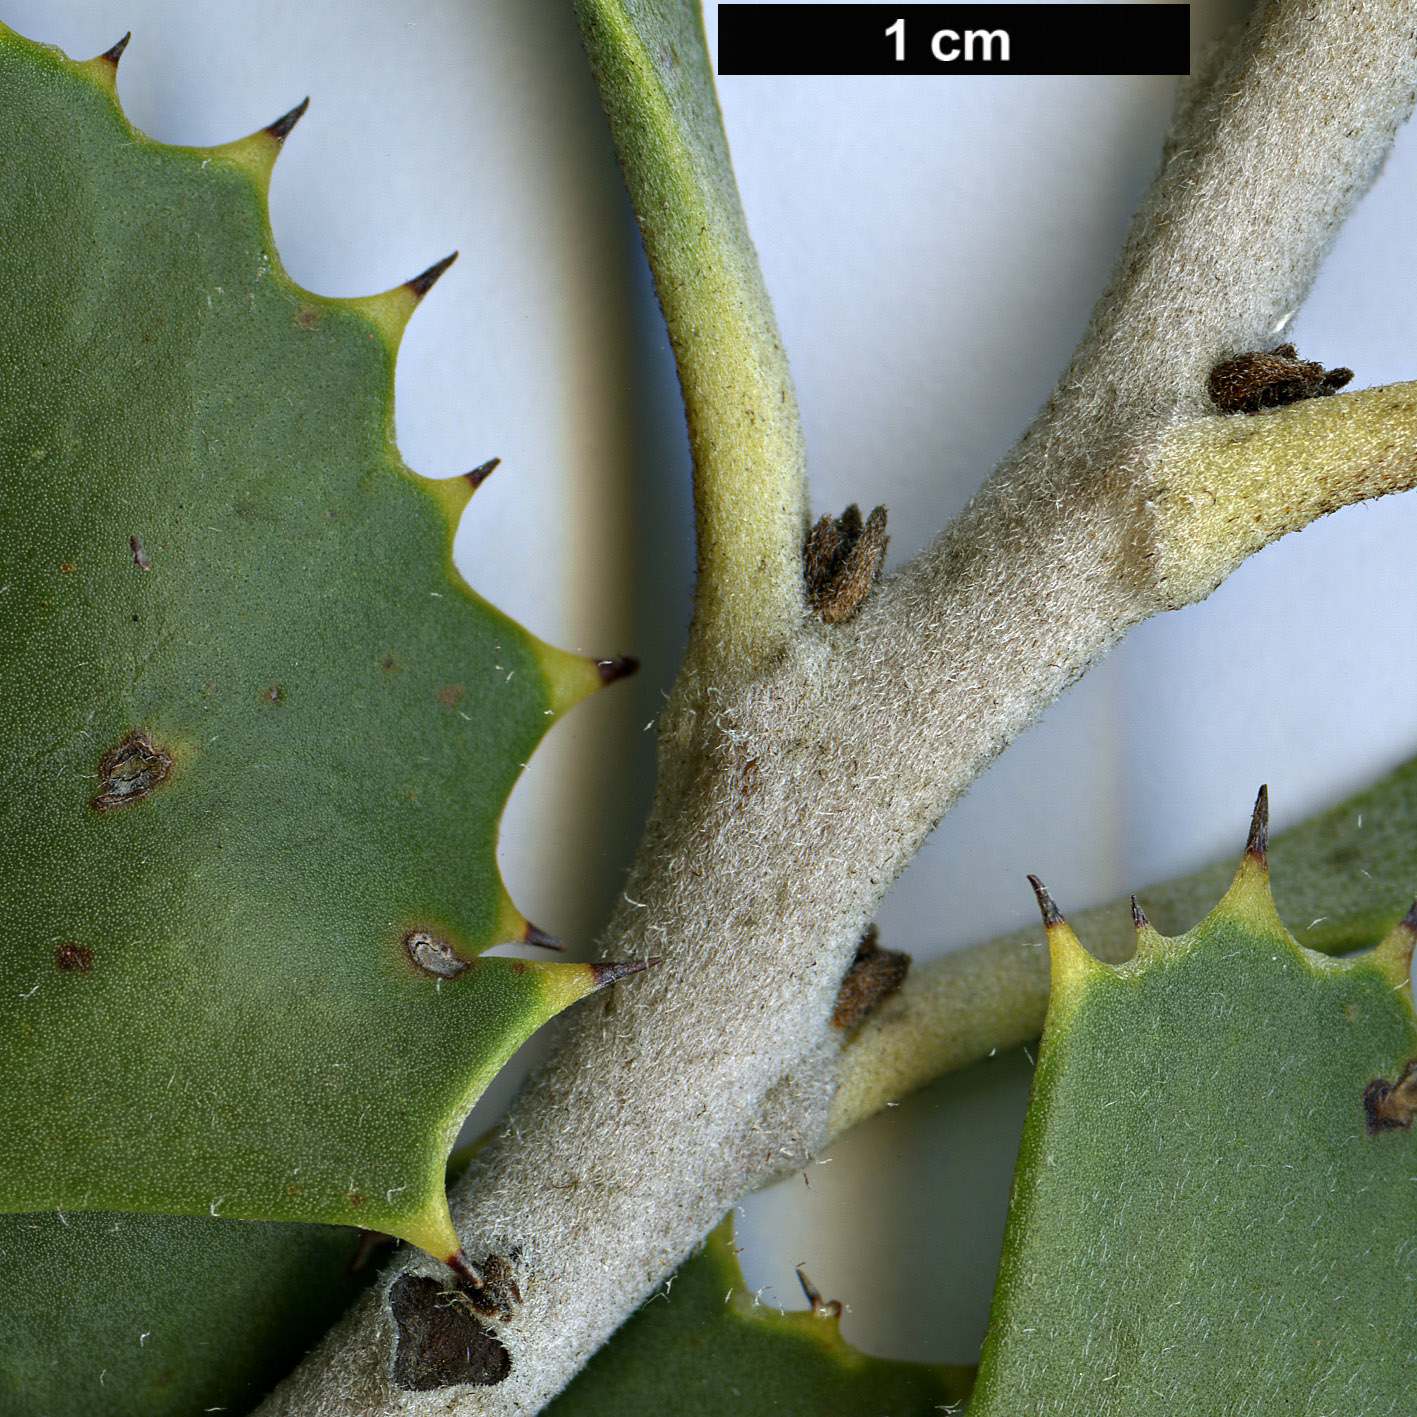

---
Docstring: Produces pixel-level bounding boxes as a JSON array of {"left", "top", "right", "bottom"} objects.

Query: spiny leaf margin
[
  {"left": 0, "top": 24, "right": 622, "bottom": 1266},
  {"left": 969, "top": 792, "right": 1417, "bottom": 1413},
  {"left": 544, "top": 1215, "right": 973, "bottom": 1416}
]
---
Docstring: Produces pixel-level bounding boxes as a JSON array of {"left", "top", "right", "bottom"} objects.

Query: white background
[{"left": 7, "top": 0, "right": 1417, "bottom": 1369}]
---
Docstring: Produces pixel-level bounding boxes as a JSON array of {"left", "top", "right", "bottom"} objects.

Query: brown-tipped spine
[
  {"left": 407, "top": 252, "right": 458, "bottom": 301},
  {"left": 1398, "top": 899, "right": 1417, "bottom": 940},
  {"left": 590, "top": 957, "right": 660, "bottom": 988},
  {"left": 266, "top": 96, "right": 310, "bottom": 145},
  {"left": 595, "top": 655, "right": 639, "bottom": 686},
  {"left": 1130, "top": 896, "right": 1149, "bottom": 932},
  {"left": 464, "top": 457, "right": 501, "bottom": 493},
  {"left": 99, "top": 33, "right": 132, "bottom": 68},
  {"left": 522, "top": 923, "right": 564, "bottom": 953},
  {"left": 1245, "top": 785, "right": 1269, "bottom": 865},
  {"left": 795, "top": 1266, "right": 843, "bottom": 1319},
  {"left": 1027, "top": 875, "right": 1065, "bottom": 930}
]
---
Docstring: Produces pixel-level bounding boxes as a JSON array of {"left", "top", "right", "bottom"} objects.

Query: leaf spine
[
  {"left": 265, "top": 95, "right": 310, "bottom": 145},
  {"left": 348, "top": 251, "right": 458, "bottom": 350},
  {"left": 1028, "top": 875, "right": 1101, "bottom": 1007},
  {"left": 1213, "top": 786, "right": 1287, "bottom": 941},
  {"left": 74, "top": 32, "right": 130, "bottom": 94}
]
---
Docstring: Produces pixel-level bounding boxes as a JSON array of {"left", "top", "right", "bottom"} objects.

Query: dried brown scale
[
  {"left": 388, "top": 1277, "right": 511, "bottom": 1390},
  {"left": 1208, "top": 344, "right": 1353, "bottom": 414},
  {"left": 804, "top": 503, "right": 889, "bottom": 623},
  {"left": 595, "top": 654, "right": 639, "bottom": 685},
  {"left": 1245, "top": 784, "right": 1269, "bottom": 864},
  {"left": 404, "top": 930, "right": 469, "bottom": 979},
  {"left": 1027, "top": 875, "right": 1066, "bottom": 930},
  {"left": 97, "top": 33, "right": 130, "bottom": 67},
  {"left": 458, "top": 1253, "right": 522, "bottom": 1322},
  {"left": 831, "top": 925, "right": 910, "bottom": 1031},
  {"left": 588, "top": 957, "right": 660, "bottom": 988},
  {"left": 521, "top": 923, "right": 564, "bottom": 952}
]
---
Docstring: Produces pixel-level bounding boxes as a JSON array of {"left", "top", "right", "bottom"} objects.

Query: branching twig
[{"left": 260, "top": 4, "right": 1417, "bottom": 1413}]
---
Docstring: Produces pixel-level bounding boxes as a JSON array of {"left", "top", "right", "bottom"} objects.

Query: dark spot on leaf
[
  {"left": 92, "top": 731, "right": 172, "bottom": 812},
  {"left": 262, "top": 684, "right": 284, "bottom": 705},
  {"left": 389, "top": 1275, "right": 510, "bottom": 1389},
  {"left": 381, "top": 653, "right": 398, "bottom": 672},
  {"left": 438, "top": 684, "right": 465, "bottom": 707},
  {"left": 234, "top": 500, "right": 279, "bottom": 525},
  {"left": 59, "top": 561, "right": 75, "bottom": 573},
  {"left": 55, "top": 943, "right": 93, "bottom": 972},
  {"left": 831, "top": 925, "right": 910, "bottom": 1030},
  {"left": 404, "top": 930, "right": 469, "bottom": 979},
  {"left": 1326, "top": 842, "right": 1363, "bottom": 869},
  {"left": 1364, "top": 1060, "right": 1417, "bottom": 1133},
  {"left": 154, "top": 1369, "right": 175, "bottom": 1388}
]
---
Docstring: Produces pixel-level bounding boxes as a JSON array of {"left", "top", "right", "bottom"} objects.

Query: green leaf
[
  {"left": 0, "top": 25, "right": 631, "bottom": 1266},
  {"left": 969, "top": 792, "right": 1417, "bottom": 1413},
  {"left": 545, "top": 1217, "right": 973, "bottom": 1416},
  {"left": 0, "top": 1210, "right": 373, "bottom": 1417}
]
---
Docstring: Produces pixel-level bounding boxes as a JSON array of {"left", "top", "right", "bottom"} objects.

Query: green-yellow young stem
[
  {"left": 1151, "top": 381, "right": 1417, "bottom": 607},
  {"left": 574, "top": 0, "right": 807, "bottom": 675}
]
